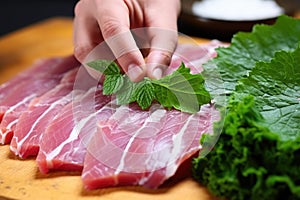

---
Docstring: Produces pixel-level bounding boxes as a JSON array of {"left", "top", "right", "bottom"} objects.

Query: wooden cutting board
[{"left": 0, "top": 17, "right": 214, "bottom": 200}]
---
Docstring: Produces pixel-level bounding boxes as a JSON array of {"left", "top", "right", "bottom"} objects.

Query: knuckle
[
  {"left": 158, "top": 50, "right": 173, "bottom": 63},
  {"left": 100, "top": 19, "right": 123, "bottom": 38}
]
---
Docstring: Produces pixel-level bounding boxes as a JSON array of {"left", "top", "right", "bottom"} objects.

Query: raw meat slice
[
  {"left": 35, "top": 67, "right": 98, "bottom": 172},
  {"left": 36, "top": 42, "right": 222, "bottom": 174},
  {"left": 37, "top": 63, "right": 115, "bottom": 173},
  {"left": 81, "top": 103, "right": 220, "bottom": 190},
  {"left": 0, "top": 58, "right": 60, "bottom": 123},
  {"left": 36, "top": 66, "right": 113, "bottom": 173},
  {"left": 80, "top": 41, "right": 224, "bottom": 189},
  {"left": 165, "top": 40, "right": 224, "bottom": 75},
  {"left": 36, "top": 84, "right": 113, "bottom": 173},
  {"left": 10, "top": 68, "right": 79, "bottom": 158},
  {"left": 31, "top": 42, "right": 222, "bottom": 191},
  {"left": 0, "top": 55, "right": 80, "bottom": 144}
]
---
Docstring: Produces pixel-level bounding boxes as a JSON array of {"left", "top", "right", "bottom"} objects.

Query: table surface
[{"left": 0, "top": 17, "right": 214, "bottom": 200}]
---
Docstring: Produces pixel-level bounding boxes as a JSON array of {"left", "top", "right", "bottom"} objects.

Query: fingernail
[
  {"left": 127, "top": 64, "right": 144, "bottom": 82},
  {"left": 152, "top": 68, "right": 163, "bottom": 80}
]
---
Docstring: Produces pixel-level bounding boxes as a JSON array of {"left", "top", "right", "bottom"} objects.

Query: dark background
[
  {"left": 0, "top": 1, "right": 78, "bottom": 36},
  {"left": 1, "top": 1, "right": 299, "bottom": 40},
  {"left": 0, "top": 1, "right": 196, "bottom": 38},
  {"left": 0, "top": 0, "right": 232, "bottom": 40},
  {"left": 0, "top": 1, "right": 190, "bottom": 37}
]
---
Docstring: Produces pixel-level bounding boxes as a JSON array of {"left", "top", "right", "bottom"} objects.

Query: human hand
[{"left": 73, "top": 0, "right": 180, "bottom": 82}]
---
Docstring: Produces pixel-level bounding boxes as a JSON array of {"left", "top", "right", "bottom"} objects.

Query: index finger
[
  {"left": 144, "top": 0, "right": 180, "bottom": 79},
  {"left": 95, "top": 0, "right": 146, "bottom": 82}
]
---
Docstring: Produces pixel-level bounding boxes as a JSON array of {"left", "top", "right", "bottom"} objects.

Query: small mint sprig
[{"left": 87, "top": 60, "right": 211, "bottom": 113}]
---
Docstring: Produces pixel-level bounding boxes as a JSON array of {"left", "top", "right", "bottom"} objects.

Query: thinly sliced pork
[
  {"left": 0, "top": 58, "right": 61, "bottom": 122},
  {"left": 0, "top": 56, "right": 79, "bottom": 144},
  {"left": 0, "top": 41, "right": 225, "bottom": 190},
  {"left": 36, "top": 86, "right": 113, "bottom": 173},
  {"left": 81, "top": 103, "right": 219, "bottom": 189},
  {"left": 10, "top": 68, "right": 79, "bottom": 158}
]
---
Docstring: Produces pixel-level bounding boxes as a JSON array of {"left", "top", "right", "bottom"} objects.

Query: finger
[
  {"left": 104, "top": 32, "right": 146, "bottom": 82},
  {"left": 146, "top": 29, "right": 178, "bottom": 79},
  {"left": 95, "top": 0, "right": 146, "bottom": 82},
  {"left": 73, "top": 0, "right": 103, "bottom": 63},
  {"left": 144, "top": 0, "right": 180, "bottom": 79}
]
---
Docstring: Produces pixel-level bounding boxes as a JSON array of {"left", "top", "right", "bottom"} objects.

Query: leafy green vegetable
[
  {"left": 132, "top": 79, "right": 155, "bottom": 110},
  {"left": 103, "top": 75, "right": 124, "bottom": 95},
  {"left": 87, "top": 59, "right": 121, "bottom": 75},
  {"left": 203, "top": 15, "right": 300, "bottom": 93},
  {"left": 87, "top": 61, "right": 211, "bottom": 113},
  {"left": 193, "top": 15, "right": 300, "bottom": 200},
  {"left": 236, "top": 47, "right": 300, "bottom": 140},
  {"left": 115, "top": 76, "right": 137, "bottom": 105},
  {"left": 193, "top": 95, "right": 300, "bottom": 200},
  {"left": 152, "top": 64, "right": 211, "bottom": 113}
]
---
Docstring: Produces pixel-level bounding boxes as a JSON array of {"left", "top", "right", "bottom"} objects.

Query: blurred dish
[{"left": 178, "top": 0, "right": 298, "bottom": 41}]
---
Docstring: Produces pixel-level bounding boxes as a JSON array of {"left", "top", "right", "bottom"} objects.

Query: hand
[{"left": 73, "top": 0, "right": 180, "bottom": 82}]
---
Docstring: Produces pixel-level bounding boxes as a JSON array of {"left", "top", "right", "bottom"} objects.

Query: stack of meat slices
[{"left": 0, "top": 41, "right": 223, "bottom": 190}]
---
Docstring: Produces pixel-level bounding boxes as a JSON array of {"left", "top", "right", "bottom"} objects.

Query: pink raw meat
[
  {"left": 81, "top": 103, "right": 219, "bottom": 190},
  {"left": 0, "top": 58, "right": 61, "bottom": 123},
  {"left": 30, "top": 41, "right": 224, "bottom": 190},
  {"left": 36, "top": 85, "right": 113, "bottom": 173},
  {"left": 80, "top": 42, "right": 224, "bottom": 189},
  {"left": 165, "top": 41, "right": 224, "bottom": 75},
  {"left": 10, "top": 68, "right": 79, "bottom": 158},
  {"left": 0, "top": 55, "right": 79, "bottom": 144}
]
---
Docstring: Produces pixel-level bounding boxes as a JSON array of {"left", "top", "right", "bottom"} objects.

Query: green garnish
[
  {"left": 193, "top": 15, "right": 300, "bottom": 200},
  {"left": 193, "top": 95, "right": 300, "bottom": 200},
  {"left": 87, "top": 61, "right": 211, "bottom": 113}
]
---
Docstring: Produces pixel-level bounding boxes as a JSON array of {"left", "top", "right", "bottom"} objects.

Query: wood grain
[{"left": 0, "top": 17, "right": 214, "bottom": 200}]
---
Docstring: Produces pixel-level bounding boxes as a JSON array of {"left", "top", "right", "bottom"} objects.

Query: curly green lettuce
[{"left": 193, "top": 95, "right": 300, "bottom": 200}]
